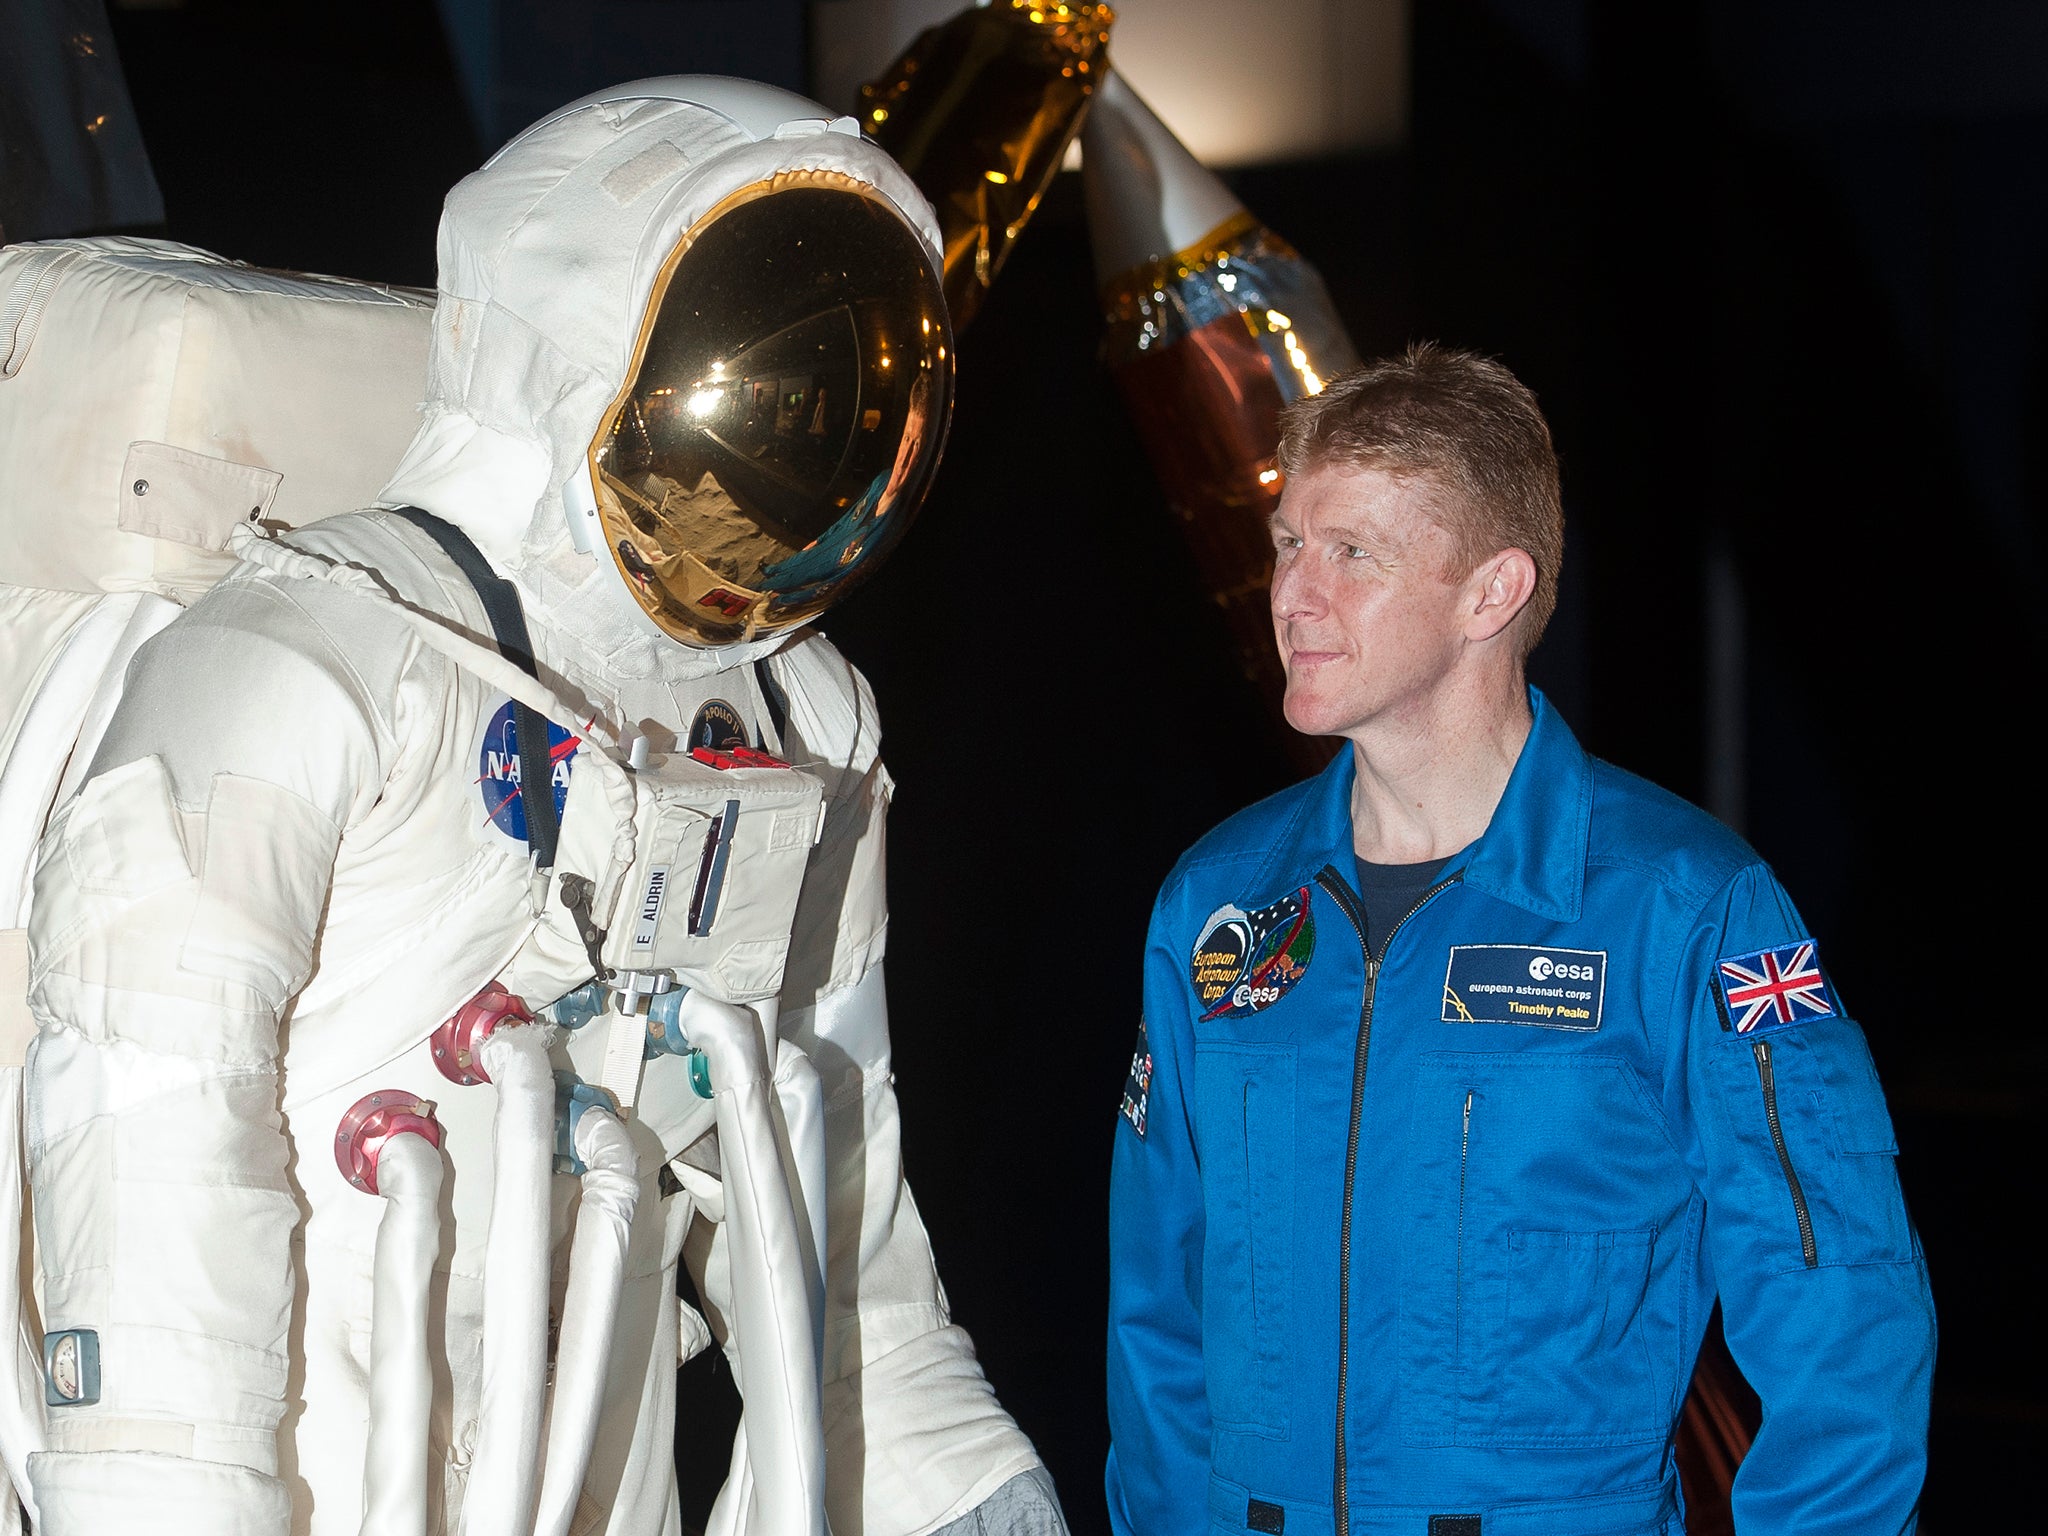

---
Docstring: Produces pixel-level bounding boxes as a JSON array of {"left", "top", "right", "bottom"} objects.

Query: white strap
[
  {"left": 598, "top": 1006, "right": 646, "bottom": 1113},
  {"left": 0, "top": 248, "right": 82, "bottom": 379}
]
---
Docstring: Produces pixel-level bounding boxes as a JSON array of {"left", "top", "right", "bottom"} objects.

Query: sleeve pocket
[
  {"left": 179, "top": 774, "right": 339, "bottom": 1011},
  {"left": 61, "top": 757, "right": 192, "bottom": 898},
  {"left": 1816, "top": 1043, "right": 1899, "bottom": 1156},
  {"left": 1772, "top": 1021, "right": 1913, "bottom": 1267}
]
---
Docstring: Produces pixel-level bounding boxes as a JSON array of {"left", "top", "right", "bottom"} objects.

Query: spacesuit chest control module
[{"left": 8, "top": 76, "right": 1058, "bottom": 1536}]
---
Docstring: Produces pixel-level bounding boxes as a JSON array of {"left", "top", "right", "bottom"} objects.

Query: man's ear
[{"left": 1464, "top": 548, "right": 1537, "bottom": 643}]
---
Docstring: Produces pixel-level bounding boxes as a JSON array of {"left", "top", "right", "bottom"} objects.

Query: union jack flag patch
[{"left": 1716, "top": 940, "right": 1838, "bottom": 1034}]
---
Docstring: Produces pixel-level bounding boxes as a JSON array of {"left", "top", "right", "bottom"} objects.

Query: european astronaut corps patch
[
  {"left": 1716, "top": 940, "right": 1837, "bottom": 1035},
  {"left": 1190, "top": 887, "right": 1316, "bottom": 1021},
  {"left": 1443, "top": 944, "right": 1606, "bottom": 1030},
  {"left": 1121, "top": 1018, "right": 1152, "bottom": 1137}
]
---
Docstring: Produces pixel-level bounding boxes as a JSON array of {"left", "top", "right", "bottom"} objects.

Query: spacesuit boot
[{"left": 21, "top": 77, "right": 1063, "bottom": 1536}]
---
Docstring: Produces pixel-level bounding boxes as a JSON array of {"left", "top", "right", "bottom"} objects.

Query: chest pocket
[
  {"left": 1397, "top": 1051, "right": 1685, "bottom": 1449},
  {"left": 1192, "top": 1042, "right": 1296, "bottom": 1441}
]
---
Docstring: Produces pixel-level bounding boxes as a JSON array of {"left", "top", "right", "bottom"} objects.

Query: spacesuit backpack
[{"left": 0, "top": 236, "right": 433, "bottom": 1525}]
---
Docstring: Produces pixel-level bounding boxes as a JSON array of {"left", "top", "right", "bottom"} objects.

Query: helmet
[
  {"left": 590, "top": 171, "right": 951, "bottom": 644},
  {"left": 380, "top": 77, "right": 955, "bottom": 662}
]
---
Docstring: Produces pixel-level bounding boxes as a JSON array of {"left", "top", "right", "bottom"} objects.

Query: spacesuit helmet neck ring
[{"left": 585, "top": 169, "right": 953, "bottom": 648}]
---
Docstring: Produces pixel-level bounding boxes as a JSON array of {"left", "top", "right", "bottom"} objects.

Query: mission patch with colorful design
[
  {"left": 688, "top": 697, "right": 751, "bottom": 754},
  {"left": 1190, "top": 887, "right": 1316, "bottom": 1021}
]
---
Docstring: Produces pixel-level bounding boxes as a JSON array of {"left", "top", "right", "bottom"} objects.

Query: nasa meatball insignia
[
  {"left": 1189, "top": 887, "right": 1317, "bottom": 1021},
  {"left": 477, "top": 697, "right": 577, "bottom": 843},
  {"left": 1441, "top": 944, "right": 1607, "bottom": 1030}
]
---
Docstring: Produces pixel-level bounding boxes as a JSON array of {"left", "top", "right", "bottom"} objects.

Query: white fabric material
[
  {"left": 0, "top": 238, "right": 431, "bottom": 602},
  {"left": 774, "top": 1042, "right": 830, "bottom": 1337},
  {"left": 0, "top": 590, "right": 177, "bottom": 930},
  {"left": 358, "top": 1130, "right": 444, "bottom": 1536},
  {"left": 462, "top": 1025, "right": 556, "bottom": 1536},
  {"left": 0, "top": 588, "right": 99, "bottom": 785},
  {"left": 29, "top": 1449, "right": 291, "bottom": 1535},
  {"left": 0, "top": 1065, "right": 42, "bottom": 1525},
  {"left": 533, "top": 1107, "right": 639, "bottom": 1536},
  {"left": 22, "top": 74, "right": 1042, "bottom": 1536},
  {"left": 688, "top": 995, "right": 825, "bottom": 1536}
]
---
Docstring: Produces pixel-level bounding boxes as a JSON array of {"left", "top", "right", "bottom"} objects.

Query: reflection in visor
[{"left": 591, "top": 176, "right": 953, "bottom": 645}]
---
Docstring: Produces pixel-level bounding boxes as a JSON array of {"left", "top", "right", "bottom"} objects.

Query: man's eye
[{"left": 1342, "top": 544, "right": 1370, "bottom": 559}]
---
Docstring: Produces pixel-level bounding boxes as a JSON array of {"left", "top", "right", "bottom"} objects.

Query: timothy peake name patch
[{"left": 1442, "top": 944, "right": 1607, "bottom": 1031}]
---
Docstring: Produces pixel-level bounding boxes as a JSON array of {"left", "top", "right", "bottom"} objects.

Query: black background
[{"left": 60, "top": 0, "right": 2047, "bottom": 1527}]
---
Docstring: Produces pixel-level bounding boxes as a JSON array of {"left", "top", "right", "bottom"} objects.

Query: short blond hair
[{"left": 1277, "top": 343, "right": 1564, "bottom": 652}]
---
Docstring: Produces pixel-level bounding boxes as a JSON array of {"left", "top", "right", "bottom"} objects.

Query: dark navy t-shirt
[{"left": 1353, "top": 854, "right": 1453, "bottom": 961}]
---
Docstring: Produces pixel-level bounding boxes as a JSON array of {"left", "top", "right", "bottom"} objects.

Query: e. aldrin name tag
[{"left": 1442, "top": 944, "right": 1607, "bottom": 1031}]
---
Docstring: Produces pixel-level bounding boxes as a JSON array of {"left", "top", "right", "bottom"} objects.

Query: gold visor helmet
[{"left": 590, "top": 171, "right": 953, "bottom": 645}]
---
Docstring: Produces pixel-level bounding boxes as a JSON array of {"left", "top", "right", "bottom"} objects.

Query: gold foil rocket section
[
  {"left": 1098, "top": 211, "right": 1268, "bottom": 322},
  {"left": 861, "top": 0, "right": 1114, "bottom": 330}
]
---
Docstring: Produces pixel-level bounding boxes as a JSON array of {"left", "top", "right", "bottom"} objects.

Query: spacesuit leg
[{"left": 928, "top": 1467, "right": 1069, "bottom": 1536}]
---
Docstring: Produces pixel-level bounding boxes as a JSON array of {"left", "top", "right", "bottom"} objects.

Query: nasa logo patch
[
  {"left": 689, "top": 698, "right": 751, "bottom": 753},
  {"left": 478, "top": 699, "right": 575, "bottom": 842},
  {"left": 1190, "top": 887, "right": 1317, "bottom": 1021}
]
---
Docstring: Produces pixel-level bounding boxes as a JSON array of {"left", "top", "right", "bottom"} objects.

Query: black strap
[
  {"left": 752, "top": 656, "right": 789, "bottom": 755},
  {"left": 389, "top": 506, "right": 563, "bottom": 870}
]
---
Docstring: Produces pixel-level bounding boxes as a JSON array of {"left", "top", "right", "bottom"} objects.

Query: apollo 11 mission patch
[{"left": 689, "top": 697, "right": 751, "bottom": 753}]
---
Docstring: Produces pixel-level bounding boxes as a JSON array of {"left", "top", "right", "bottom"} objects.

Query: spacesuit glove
[{"left": 27, "top": 1448, "right": 290, "bottom": 1536}]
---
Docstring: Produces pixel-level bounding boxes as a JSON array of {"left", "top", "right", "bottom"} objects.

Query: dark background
[{"left": 32, "top": 0, "right": 2045, "bottom": 1527}]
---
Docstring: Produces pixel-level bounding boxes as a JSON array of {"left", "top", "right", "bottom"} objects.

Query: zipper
[
  {"left": 1313, "top": 864, "right": 1459, "bottom": 1536},
  {"left": 1455, "top": 1091, "right": 1473, "bottom": 1370},
  {"left": 1752, "top": 1038, "right": 1819, "bottom": 1268}
]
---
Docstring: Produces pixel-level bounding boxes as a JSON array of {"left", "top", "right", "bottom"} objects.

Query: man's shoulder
[
  {"left": 1583, "top": 754, "right": 1761, "bottom": 904},
  {"left": 1161, "top": 774, "right": 1326, "bottom": 899}
]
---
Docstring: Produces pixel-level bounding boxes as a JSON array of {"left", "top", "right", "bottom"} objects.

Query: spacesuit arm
[
  {"left": 24, "top": 577, "right": 391, "bottom": 1534},
  {"left": 691, "top": 644, "right": 1044, "bottom": 1536},
  {"left": 1104, "top": 889, "right": 1209, "bottom": 1536},
  {"left": 1674, "top": 864, "right": 1934, "bottom": 1536}
]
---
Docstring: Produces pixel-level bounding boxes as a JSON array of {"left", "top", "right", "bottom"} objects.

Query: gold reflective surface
[
  {"left": 591, "top": 174, "right": 953, "bottom": 645},
  {"left": 861, "top": 0, "right": 1114, "bottom": 330},
  {"left": 1096, "top": 214, "right": 1360, "bottom": 777}
]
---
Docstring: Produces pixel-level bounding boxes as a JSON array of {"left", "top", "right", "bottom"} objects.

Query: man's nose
[{"left": 1270, "top": 552, "right": 1322, "bottom": 620}]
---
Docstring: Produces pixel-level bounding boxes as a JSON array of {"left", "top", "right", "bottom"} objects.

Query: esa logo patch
[
  {"left": 1190, "top": 887, "right": 1316, "bottom": 1021},
  {"left": 1121, "top": 1018, "right": 1152, "bottom": 1137},
  {"left": 478, "top": 698, "right": 575, "bottom": 842},
  {"left": 689, "top": 698, "right": 751, "bottom": 753},
  {"left": 1442, "top": 944, "right": 1606, "bottom": 1030}
]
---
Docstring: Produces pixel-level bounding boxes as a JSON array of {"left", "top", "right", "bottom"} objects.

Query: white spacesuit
[{"left": 16, "top": 78, "right": 1059, "bottom": 1536}]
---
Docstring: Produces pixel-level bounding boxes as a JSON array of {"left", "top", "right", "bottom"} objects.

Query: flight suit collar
[{"left": 1256, "top": 686, "right": 1591, "bottom": 923}]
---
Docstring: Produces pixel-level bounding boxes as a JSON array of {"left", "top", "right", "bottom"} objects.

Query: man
[
  {"left": 22, "top": 78, "right": 1061, "bottom": 1535},
  {"left": 1106, "top": 345, "right": 1933, "bottom": 1535}
]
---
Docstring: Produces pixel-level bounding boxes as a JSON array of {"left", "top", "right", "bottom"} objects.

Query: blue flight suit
[{"left": 1107, "top": 691, "right": 1933, "bottom": 1536}]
